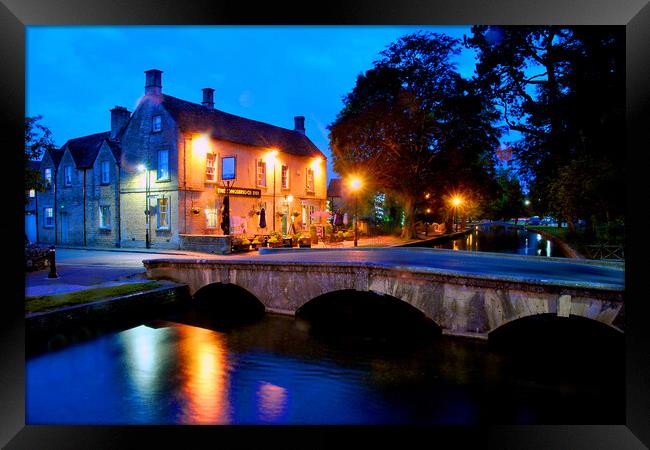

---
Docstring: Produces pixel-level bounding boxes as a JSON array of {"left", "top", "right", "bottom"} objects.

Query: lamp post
[
  {"left": 349, "top": 177, "right": 362, "bottom": 247},
  {"left": 451, "top": 196, "right": 462, "bottom": 232},
  {"left": 137, "top": 164, "right": 150, "bottom": 248},
  {"left": 266, "top": 150, "right": 278, "bottom": 232}
]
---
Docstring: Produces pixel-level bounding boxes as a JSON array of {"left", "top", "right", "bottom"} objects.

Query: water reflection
[
  {"left": 176, "top": 326, "right": 230, "bottom": 424},
  {"left": 431, "top": 227, "right": 563, "bottom": 257},
  {"left": 257, "top": 382, "right": 288, "bottom": 422}
]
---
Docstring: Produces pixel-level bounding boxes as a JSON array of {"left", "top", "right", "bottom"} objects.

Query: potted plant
[
  {"left": 267, "top": 236, "right": 281, "bottom": 247},
  {"left": 251, "top": 237, "right": 262, "bottom": 249},
  {"left": 299, "top": 236, "right": 311, "bottom": 248},
  {"left": 241, "top": 238, "right": 252, "bottom": 250},
  {"left": 309, "top": 224, "right": 318, "bottom": 245}
]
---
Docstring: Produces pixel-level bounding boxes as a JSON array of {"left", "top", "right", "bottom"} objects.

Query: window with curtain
[
  {"left": 281, "top": 164, "right": 289, "bottom": 189},
  {"left": 256, "top": 159, "right": 267, "bottom": 187},
  {"left": 157, "top": 197, "right": 170, "bottom": 229},
  {"left": 157, "top": 149, "right": 169, "bottom": 181}
]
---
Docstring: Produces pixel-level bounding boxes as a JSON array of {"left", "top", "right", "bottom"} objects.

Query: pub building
[{"left": 34, "top": 69, "right": 327, "bottom": 252}]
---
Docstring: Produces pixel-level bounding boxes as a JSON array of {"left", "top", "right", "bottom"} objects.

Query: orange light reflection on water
[
  {"left": 177, "top": 325, "right": 230, "bottom": 424},
  {"left": 257, "top": 382, "right": 288, "bottom": 422}
]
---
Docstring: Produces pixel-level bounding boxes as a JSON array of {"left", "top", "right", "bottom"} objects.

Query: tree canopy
[
  {"left": 329, "top": 32, "right": 500, "bottom": 238},
  {"left": 467, "top": 26, "right": 624, "bottom": 233},
  {"left": 25, "top": 116, "right": 56, "bottom": 200}
]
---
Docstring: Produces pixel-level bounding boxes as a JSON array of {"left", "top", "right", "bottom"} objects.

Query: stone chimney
[
  {"left": 294, "top": 116, "right": 305, "bottom": 134},
  {"left": 202, "top": 88, "right": 215, "bottom": 109},
  {"left": 110, "top": 106, "right": 131, "bottom": 139},
  {"left": 144, "top": 69, "right": 163, "bottom": 97}
]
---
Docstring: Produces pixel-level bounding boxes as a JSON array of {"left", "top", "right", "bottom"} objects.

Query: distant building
[{"left": 35, "top": 69, "right": 327, "bottom": 249}]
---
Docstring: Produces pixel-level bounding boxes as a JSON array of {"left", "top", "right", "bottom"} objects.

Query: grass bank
[{"left": 26, "top": 281, "right": 162, "bottom": 314}]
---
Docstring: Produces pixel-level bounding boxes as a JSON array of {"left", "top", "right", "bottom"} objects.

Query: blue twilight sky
[{"left": 27, "top": 26, "right": 519, "bottom": 183}]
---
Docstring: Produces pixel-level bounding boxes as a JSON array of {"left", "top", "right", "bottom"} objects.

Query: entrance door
[
  {"left": 281, "top": 214, "right": 287, "bottom": 235},
  {"left": 60, "top": 212, "right": 70, "bottom": 244},
  {"left": 25, "top": 214, "right": 37, "bottom": 243}
]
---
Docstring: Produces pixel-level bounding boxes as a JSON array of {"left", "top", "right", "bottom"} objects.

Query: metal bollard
[{"left": 47, "top": 246, "right": 58, "bottom": 279}]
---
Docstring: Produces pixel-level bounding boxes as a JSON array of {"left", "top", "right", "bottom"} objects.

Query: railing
[{"left": 582, "top": 244, "right": 624, "bottom": 261}]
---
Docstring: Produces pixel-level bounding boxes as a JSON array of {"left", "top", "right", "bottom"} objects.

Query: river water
[
  {"left": 26, "top": 226, "right": 622, "bottom": 425},
  {"left": 429, "top": 224, "right": 565, "bottom": 257},
  {"left": 26, "top": 311, "right": 623, "bottom": 425}
]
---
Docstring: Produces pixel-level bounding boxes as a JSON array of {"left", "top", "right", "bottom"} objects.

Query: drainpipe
[
  {"left": 116, "top": 161, "right": 121, "bottom": 247},
  {"left": 35, "top": 190, "right": 39, "bottom": 243},
  {"left": 53, "top": 168, "right": 58, "bottom": 245},
  {"left": 83, "top": 169, "right": 87, "bottom": 246},
  {"left": 184, "top": 135, "right": 187, "bottom": 234}
]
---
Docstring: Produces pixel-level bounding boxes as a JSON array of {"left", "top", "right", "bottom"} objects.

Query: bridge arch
[
  {"left": 488, "top": 313, "right": 624, "bottom": 346},
  {"left": 295, "top": 289, "right": 442, "bottom": 340},
  {"left": 191, "top": 282, "right": 266, "bottom": 322}
]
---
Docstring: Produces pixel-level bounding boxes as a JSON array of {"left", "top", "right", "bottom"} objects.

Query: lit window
[
  {"left": 101, "top": 160, "right": 110, "bottom": 184},
  {"left": 44, "top": 207, "right": 53, "bottom": 228},
  {"left": 281, "top": 164, "right": 289, "bottom": 189},
  {"left": 44, "top": 168, "right": 52, "bottom": 188},
  {"left": 153, "top": 115, "right": 162, "bottom": 132},
  {"left": 157, "top": 197, "right": 170, "bottom": 229},
  {"left": 64, "top": 165, "right": 72, "bottom": 186},
  {"left": 221, "top": 156, "right": 236, "bottom": 180},
  {"left": 29, "top": 189, "right": 35, "bottom": 198},
  {"left": 206, "top": 153, "right": 216, "bottom": 182},
  {"left": 306, "top": 167, "right": 314, "bottom": 192},
  {"left": 257, "top": 159, "right": 267, "bottom": 187},
  {"left": 206, "top": 209, "right": 218, "bottom": 228},
  {"left": 157, "top": 149, "right": 169, "bottom": 181},
  {"left": 99, "top": 205, "right": 111, "bottom": 229}
]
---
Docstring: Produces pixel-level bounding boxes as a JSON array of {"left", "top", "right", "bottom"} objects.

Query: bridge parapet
[{"left": 143, "top": 256, "right": 624, "bottom": 339}]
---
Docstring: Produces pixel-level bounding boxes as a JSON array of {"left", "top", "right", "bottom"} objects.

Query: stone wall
[{"left": 179, "top": 234, "right": 232, "bottom": 254}]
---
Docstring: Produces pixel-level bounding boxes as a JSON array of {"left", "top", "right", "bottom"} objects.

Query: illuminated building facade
[{"left": 35, "top": 69, "right": 327, "bottom": 249}]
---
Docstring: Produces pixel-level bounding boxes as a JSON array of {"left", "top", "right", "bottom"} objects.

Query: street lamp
[
  {"left": 265, "top": 150, "right": 278, "bottom": 231},
  {"left": 349, "top": 177, "right": 362, "bottom": 247},
  {"left": 137, "top": 164, "right": 150, "bottom": 248},
  {"left": 451, "top": 196, "right": 463, "bottom": 232}
]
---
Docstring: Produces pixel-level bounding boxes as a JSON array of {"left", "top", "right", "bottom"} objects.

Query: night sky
[{"left": 27, "top": 26, "right": 514, "bottom": 182}]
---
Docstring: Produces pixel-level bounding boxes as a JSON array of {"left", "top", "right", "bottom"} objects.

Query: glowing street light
[
  {"left": 138, "top": 164, "right": 150, "bottom": 248},
  {"left": 349, "top": 177, "right": 363, "bottom": 247},
  {"left": 450, "top": 196, "right": 463, "bottom": 232}
]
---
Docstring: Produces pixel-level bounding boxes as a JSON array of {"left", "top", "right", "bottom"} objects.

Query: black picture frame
[{"left": 3, "top": 0, "right": 649, "bottom": 448}]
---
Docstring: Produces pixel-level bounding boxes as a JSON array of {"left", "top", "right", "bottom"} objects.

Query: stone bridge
[{"left": 143, "top": 248, "right": 625, "bottom": 339}]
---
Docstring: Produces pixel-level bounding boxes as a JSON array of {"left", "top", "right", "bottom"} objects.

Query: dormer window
[
  {"left": 64, "top": 165, "right": 73, "bottom": 186},
  {"left": 100, "top": 160, "right": 110, "bottom": 184},
  {"left": 152, "top": 115, "right": 162, "bottom": 132},
  {"left": 44, "top": 168, "right": 52, "bottom": 188}
]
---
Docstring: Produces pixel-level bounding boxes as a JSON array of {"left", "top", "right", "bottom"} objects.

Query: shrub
[
  {"left": 309, "top": 224, "right": 318, "bottom": 244},
  {"left": 25, "top": 243, "right": 49, "bottom": 272}
]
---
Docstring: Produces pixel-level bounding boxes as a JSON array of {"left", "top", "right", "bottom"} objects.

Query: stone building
[{"left": 35, "top": 69, "right": 327, "bottom": 250}]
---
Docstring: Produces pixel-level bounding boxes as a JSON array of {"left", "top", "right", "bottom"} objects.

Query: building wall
[
  {"left": 37, "top": 151, "right": 57, "bottom": 244},
  {"left": 178, "top": 134, "right": 327, "bottom": 237},
  {"left": 118, "top": 96, "right": 180, "bottom": 249},
  {"left": 86, "top": 143, "right": 120, "bottom": 247}
]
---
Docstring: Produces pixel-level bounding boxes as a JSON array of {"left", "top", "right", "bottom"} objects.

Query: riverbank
[{"left": 26, "top": 280, "right": 190, "bottom": 343}]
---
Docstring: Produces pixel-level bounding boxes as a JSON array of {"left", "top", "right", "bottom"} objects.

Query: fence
[{"left": 582, "top": 244, "right": 624, "bottom": 261}]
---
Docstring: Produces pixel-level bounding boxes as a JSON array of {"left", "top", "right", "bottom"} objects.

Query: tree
[
  {"left": 467, "top": 26, "right": 624, "bottom": 233},
  {"left": 25, "top": 116, "right": 56, "bottom": 201},
  {"left": 329, "top": 32, "right": 500, "bottom": 238}
]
